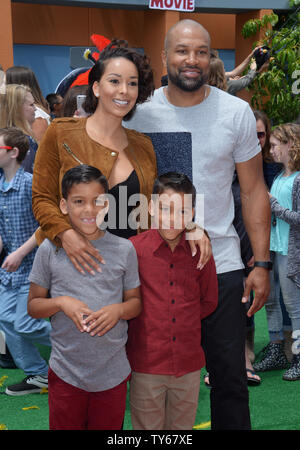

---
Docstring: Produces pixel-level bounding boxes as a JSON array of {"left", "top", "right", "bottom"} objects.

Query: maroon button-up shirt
[{"left": 127, "top": 229, "right": 218, "bottom": 377}]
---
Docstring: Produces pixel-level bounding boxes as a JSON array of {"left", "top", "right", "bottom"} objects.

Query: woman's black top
[{"left": 106, "top": 170, "right": 140, "bottom": 239}]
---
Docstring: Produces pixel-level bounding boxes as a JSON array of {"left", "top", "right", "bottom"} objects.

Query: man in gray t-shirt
[
  {"left": 127, "top": 84, "right": 259, "bottom": 275},
  {"left": 125, "top": 20, "right": 271, "bottom": 431}
]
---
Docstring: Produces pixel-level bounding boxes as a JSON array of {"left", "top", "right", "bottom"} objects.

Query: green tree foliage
[{"left": 241, "top": 6, "right": 300, "bottom": 125}]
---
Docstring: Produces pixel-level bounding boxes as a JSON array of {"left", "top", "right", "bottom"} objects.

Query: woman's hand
[
  {"left": 58, "top": 228, "right": 105, "bottom": 275},
  {"left": 186, "top": 225, "right": 212, "bottom": 269}
]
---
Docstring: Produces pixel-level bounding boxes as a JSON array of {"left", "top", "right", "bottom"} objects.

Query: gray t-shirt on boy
[
  {"left": 125, "top": 86, "right": 261, "bottom": 274},
  {"left": 29, "top": 232, "right": 140, "bottom": 392}
]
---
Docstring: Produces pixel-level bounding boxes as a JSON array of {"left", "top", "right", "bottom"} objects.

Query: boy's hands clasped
[
  {"left": 61, "top": 295, "right": 122, "bottom": 336},
  {"left": 82, "top": 303, "right": 124, "bottom": 336}
]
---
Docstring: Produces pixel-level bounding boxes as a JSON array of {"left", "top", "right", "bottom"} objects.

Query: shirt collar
[
  {"left": 151, "top": 229, "right": 190, "bottom": 255},
  {"left": 0, "top": 166, "right": 24, "bottom": 192}
]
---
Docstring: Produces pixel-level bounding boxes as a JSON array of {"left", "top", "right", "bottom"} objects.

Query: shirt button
[
  {"left": 111, "top": 151, "right": 117, "bottom": 157},
  {"left": 172, "top": 318, "right": 176, "bottom": 323},
  {"left": 171, "top": 299, "right": 175, "bottom": 304},
  {"left": 173, "top": 336, "right": 176, "bottom": 341},
  {"left": 170, "top": 281, "right": 173, "bottom": 286},
  {"left": 170, "top": 264, "right": 174, "bottom": 268}
]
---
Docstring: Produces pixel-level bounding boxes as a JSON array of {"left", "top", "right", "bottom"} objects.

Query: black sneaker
[
  {"left": 253, "top": 342, "right": 289, "bottom": 372},
  {"left": 5, "top": 375, "right": 48, "bottom": 396},
  {"left": 282, "top": 354, "right": 300, "bottom": 381}
]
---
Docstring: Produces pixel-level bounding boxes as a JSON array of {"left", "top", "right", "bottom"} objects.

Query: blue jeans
[
  {"left": 0, "top": 282, "right": 51, "bottom": 376},
  {"left": 266, "top": 252, "right": 300, "bottom": 341}
]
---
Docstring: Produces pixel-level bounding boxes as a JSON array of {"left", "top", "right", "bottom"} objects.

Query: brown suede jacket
[{"left": 32, "top": 117, "right": 157, "bottom": 245}]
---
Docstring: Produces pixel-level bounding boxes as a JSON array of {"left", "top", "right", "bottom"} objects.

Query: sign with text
[{"left": 149, "top": 0, "right": 195, "bottom": 12}]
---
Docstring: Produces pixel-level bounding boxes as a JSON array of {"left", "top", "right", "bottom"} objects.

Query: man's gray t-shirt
[
  {"left": 125, "top": 86, "right": 261, "bottom": 274},
  {"left": 29, "top": 232, "right": 140, "bottom": 392}
]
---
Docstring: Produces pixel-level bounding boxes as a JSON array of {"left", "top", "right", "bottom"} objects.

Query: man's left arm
[{"left": 236, "top": 152, "right": 271, "bottom": 317}]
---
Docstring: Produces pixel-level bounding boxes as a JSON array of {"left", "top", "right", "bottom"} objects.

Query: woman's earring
[{"left": 95, "top": 93, "right": 99, "bottom": 98}]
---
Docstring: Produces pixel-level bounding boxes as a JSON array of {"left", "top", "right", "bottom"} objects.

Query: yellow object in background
[
  {"left": 0, "top": 375, "right": 8, "bottom": 387},
  {"left": 193, "top": 421, "right": 211, "bottom": 430},
  {"left": 22, "top": 406, "right": 40, "bottom": 411},
  {"left": 40, "top": 387, "right": 48, "bottom": 394}
]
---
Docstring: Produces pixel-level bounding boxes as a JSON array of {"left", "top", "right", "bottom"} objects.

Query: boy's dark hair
[
  {"left": 46, "top": 93, "right": 61, "bottom": 113},
  {"left": 61, "top": 165, "right": 109, "bottom": 199},
  {"left": 84, "top": 39, "right": 154, "bottom": 121},
  {"left": 0, "top": 127, "right": 29, "bottom": 163},
  {"left": 153, "top": 172, "right": 196, "bottom": 207}
]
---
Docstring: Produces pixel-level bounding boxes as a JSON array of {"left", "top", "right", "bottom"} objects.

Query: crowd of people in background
[{"left": 0, "top": 19, "right": 299, "bottom": 431}]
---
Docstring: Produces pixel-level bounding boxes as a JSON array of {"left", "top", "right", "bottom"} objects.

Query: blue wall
[
  {"left": 218, "top": 49, "right": 236, "bottom": 73},
  {"left": 13, "top": 44, "right": 74, "bottom": 97},
  {"left": 13, "top": 44, "right": 235, "bottom": 97}
]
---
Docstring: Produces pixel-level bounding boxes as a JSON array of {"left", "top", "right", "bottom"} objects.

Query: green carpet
[{"left": 0, "top": 308, "right": 299, "bottom": 431}]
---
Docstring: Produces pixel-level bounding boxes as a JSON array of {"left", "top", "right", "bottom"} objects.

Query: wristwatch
[{"left": 254, "top": 261, "right": 273, "bottom": 270}]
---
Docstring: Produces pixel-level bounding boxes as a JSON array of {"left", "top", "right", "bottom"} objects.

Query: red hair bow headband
[{"left": 70, "top": 34, "right": 111, "bottom": 88}]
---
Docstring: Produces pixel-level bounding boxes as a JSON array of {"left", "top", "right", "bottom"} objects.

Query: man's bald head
[{"left": 164, "top": 20, "right": 211, "bottom": 53}]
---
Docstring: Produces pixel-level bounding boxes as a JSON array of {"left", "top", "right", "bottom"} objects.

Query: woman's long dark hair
[{"left": 84, "top": 39, "right": 154, "bottom": 121}]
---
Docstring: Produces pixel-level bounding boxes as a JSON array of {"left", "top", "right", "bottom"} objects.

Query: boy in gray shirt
[{"left": 28, "top": 165, "right": 141, "bottom": 430}]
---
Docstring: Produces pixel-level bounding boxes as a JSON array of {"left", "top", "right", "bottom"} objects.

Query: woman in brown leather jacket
[
  {"left": 32, "top": 40, "right": 211, "bottom": 275},
  {"left": 32, "top": 40, "right": 156, "bottom": 274}
]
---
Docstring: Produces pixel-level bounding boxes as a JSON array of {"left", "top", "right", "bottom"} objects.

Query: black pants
[{"left": 202, "top": 269, "right": 251, "bottom": 430}]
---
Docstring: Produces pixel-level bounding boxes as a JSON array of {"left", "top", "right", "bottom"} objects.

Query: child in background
[
  {"left": 0, "top": 84, "right": 38, "bottom": 174},
  {"left": 254, "top": 110, "right": 292, "bottom": 363},
  {"left": 46, "top": 93, "right": 63, "bottom": 119},
  {"left": 127, "top": 172, "right": 218, "bottom": 430},
  {"left": 0, "top": 127, "right": 51, "bottom": 395},
  {"left": 253, "top": 123, "right": 300, "bottom": 380},
  {"left": 28, "top": 165, "right": 141, "bottom": 430}
]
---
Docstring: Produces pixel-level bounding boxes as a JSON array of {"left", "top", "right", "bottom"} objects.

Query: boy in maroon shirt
[{"left": 127, "top": 172, "right": 218, "bottom": 430}]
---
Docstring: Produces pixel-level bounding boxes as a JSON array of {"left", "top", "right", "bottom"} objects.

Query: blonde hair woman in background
[
  {"left": 0, "top": 84, "right": 38, "bottom": 173},
  {"left": 6, "top": 66, "right": 50, "bottom": 143}
]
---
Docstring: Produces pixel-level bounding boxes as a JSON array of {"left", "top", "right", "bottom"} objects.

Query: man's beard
[{"left": 167, "top": 65, "right": 207, "bottom": 92}]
